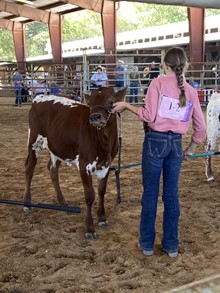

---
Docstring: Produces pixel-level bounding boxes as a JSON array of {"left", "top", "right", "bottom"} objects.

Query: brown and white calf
[
  {"left": 205, "top": 92, "right": 220, "bottom": 181},
  {"left": 24, "top": 87, "right": 126, "bottom": 238}
]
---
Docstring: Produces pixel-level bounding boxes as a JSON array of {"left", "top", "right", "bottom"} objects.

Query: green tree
[
  {"left": 62, "top": 10, "right": 102, "bottom": 41},
  {"left": 0, "top": 5, "right": 220, "bottom": 60},
  {"left": 0, "top": 29, "right": 15, "bottom": 60},
  {"left": 25, "top": 22, "right": 49, "bottom": 57},
  {"left": 26, "top": 21, "right": 48, "bottom": 39},
  {"left": 117, "top": 3, "right": 187, "bottom": 32},
  {"left": 207, "top": 9, "right": 220, "bottom": 16},
  {"left": 26, "top": 31, "right": 50, "bottom": 57}
]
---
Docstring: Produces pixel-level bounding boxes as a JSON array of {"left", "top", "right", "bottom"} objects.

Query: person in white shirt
[{"left": 33, "top": 76, "right": 48, "bottom": 96}]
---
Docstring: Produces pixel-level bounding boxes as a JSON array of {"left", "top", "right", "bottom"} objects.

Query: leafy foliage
[
  {"left": 117, "top": 3, "right": 187, "bottom": 31},
  {"left": 0, "top": 5, "right": 219, "bottom": 60},
  {"left": 26, "top": 21, "right": 48, "bottom": 39},
  {"left": 206, "top": 9, "right": 220, "bottom": 16},
  {"left": 25, "top": 22, "right": 49, "bottom": 57},
  {"left": 0, "top": 29, "right": 15, "bottom": 60},
  {"left": 62, "top": 11, "right": 102, "bottom": 41}
]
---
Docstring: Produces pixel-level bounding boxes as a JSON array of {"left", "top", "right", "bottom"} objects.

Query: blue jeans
[
  {"left": 129, "top": 82, "right": 138, "bottom": 103},
  {"left": 139, "top": 130, "right": 183, "bottom": 253},
  {"left": 15, "top": 88, "right": 22, "bottom": 105},
  {"left": 115, "top": 80, "right": 124, "bottom": 89}
]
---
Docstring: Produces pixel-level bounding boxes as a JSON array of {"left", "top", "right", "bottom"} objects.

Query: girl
[{"left": 112, "top": 47, "right": 206, "bottom": 257}]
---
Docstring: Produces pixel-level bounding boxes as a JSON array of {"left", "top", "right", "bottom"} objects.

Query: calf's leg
[
  {"left": 205, "top": 142, "right": 214, "bottom": 181},
  {"left": 97, "top": 175, "right": 109, "bottom": 227},
  {"left": 80, "top": 171, "right": 96, "bottom": 238},
  {"left": 205, "top": 156, "right": 214, "bottom": 181},
  {"left": 47, "top": 158, "right": 68, "bottom": 206},
  {"left": 24, "top": 149, "right": 37, "bottom": 204}
]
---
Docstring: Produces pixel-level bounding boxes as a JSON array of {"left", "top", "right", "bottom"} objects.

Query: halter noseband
[{"left": 89, "top": 104, "right": 113, "bottom": 130}]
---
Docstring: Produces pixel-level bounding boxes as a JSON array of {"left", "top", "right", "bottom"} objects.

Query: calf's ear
[
  {"left": 84, "top": 93, "right": 91, "bottom": 105},
  {"left": 115, "top": 87, "right": 127, "bottom": 102}
]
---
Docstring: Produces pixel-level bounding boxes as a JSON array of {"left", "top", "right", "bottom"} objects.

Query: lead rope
[{"left": 115, "top": 112, "right": 122, "bottom": 204}]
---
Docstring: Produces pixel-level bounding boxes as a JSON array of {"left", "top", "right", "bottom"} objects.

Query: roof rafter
[
  {"left": 60, "top": 0, "right": 105, "bottom": 13},
  {"left": 0, "top": 18, "right": 14, "bottom": 30},
  {"left": 0, "top": 0, "right": 54, "bottom": 23}
]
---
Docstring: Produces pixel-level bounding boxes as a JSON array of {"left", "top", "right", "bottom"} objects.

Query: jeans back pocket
[{"left": 148, "top": 137, "right": 167, "bottom": 158}]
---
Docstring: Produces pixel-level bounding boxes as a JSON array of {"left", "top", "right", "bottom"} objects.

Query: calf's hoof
[
  {"left": 85, "top": 232, "right": 97, "bottom": 239},
  {"left": 23, "top": 206, "right": 31, "bottom": 213},
  {"left": 207, "top": 176, "right": 214, "bottom": 182},
  {"left": 98, "top": 221, "right": 109, "bottom": 227}
]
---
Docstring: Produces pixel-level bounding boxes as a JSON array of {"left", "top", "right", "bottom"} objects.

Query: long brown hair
[{"left": 164, "top": 47, "right": 187, "bottom": 107}]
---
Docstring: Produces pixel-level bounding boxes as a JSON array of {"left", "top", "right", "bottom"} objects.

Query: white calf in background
[{"left": 205, "top": 92, "right": 220, "bottom": 181}]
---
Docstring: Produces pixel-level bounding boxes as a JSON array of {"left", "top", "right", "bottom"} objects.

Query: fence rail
[{"left": 0, "top": 53, "right": 220, "bottom": 105}]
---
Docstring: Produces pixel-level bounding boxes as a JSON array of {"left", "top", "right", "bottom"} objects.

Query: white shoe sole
[{"left": 138, "top": 244, "right": 154, "bottom": 256}]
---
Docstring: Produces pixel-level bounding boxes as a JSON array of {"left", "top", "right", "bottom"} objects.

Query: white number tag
[{"left": 158, "top": 95, "right": 192, "bottom": 122}]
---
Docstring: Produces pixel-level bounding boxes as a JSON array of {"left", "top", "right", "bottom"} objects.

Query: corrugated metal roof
[
  {"left": 0, "top": 0, "right": 84, "bottom": 24},
  {"left": 0, "top": 0, "right": 220, "bottom": 25}
]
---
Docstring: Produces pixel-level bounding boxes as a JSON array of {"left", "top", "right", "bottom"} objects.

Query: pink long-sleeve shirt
[{"left": 138, "top": 73, "right": 206, "bottom": 144}]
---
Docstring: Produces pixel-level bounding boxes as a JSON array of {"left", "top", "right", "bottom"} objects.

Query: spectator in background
[
  {"left": 143, "top": 62, "right": 160, "bottom": 95},
  {"left": 149, "top": 61, "right": 160, "bottom": 81},
  {"left": 142, "top": 65, "right": 150, "bottom": 95},
  {"left": 188, "top": 77, "right": 200, "bottom": 89},
  {"left": 11, "top": 70, "right": 23, "bottom": 106},
  {"left": 114, "top": 60, "right": 125, "bottom": 90},
  {"left": 21, "top": 84, "right": 30, "bottom": 103},
  {"left": 33, "top": 76, "right": 48, "bottom": 96},
  {"left": 129, "top": 65, "right": 141, "bottom": 103},
  {"left": 73, "top": 72, "right": 81, "bottom": 101},
  {"left": 142, "top": 65, "right": 150, "bottom": 81},
  {"left": 90, "top": 66, "right": 108, "bottom": 88},
  {"left": 21, "top": 74, "right": 32, "bottom": 102}
]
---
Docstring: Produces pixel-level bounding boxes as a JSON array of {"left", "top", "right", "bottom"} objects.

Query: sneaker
[
  {"left": 167, "top": 251, "right": 178, "bottom": 258},
  {"left": 138, "top": 243, "right": 154, "bottom": 256},
  {"left": 143, "top": 249, "right": 154, "bottom": 256},
  {"left": 163, "top": 250, "right": 178, "bottom": 258}
]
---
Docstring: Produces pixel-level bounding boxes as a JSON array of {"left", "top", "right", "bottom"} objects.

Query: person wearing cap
[
  {"left": 149, "top": 62, "right": 160, "bottom": 80},
  {"left": 90, "top": 66, "right": 108, "bottom": 88},
  {"left": 143, "top": 62, "right": 160, "bottom": 95},
  {"left": 114, "top": 60, "right": 125, "bottom": 90},
  {"left": 33, "top": 76, "right": 48, "bottom": 96}
]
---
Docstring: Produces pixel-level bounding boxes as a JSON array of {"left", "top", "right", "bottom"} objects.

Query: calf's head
[{"left": 85, "top": 87, "right": 126, "bottom": 129}]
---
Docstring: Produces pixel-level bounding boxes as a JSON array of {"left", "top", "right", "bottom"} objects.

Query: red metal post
[
  {"left": 12, "top": 22, "right": 26, "bottom": 74},
  {"left": 101, "top": 1, "right": 117, "bottom": 84},
  {"left": 188, "top": 7, "right": 205, "bottom": 81}
]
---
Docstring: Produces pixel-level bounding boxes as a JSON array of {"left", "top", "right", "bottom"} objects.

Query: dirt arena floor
[{"left": 0, "top": 96, "right": 220, "bottom": 293}]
